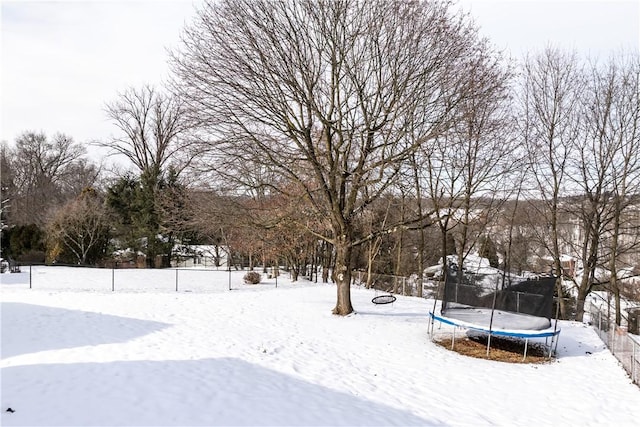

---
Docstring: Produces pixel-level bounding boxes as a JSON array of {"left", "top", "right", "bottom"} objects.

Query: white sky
[
  {"left": 1, "top": 0, "right": 639, "bottom": 160},
  {"left": 458, "top": 0, "right": 639, "bottom": 57}
]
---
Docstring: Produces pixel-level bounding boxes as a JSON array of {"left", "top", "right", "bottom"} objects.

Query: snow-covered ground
[{"left": 2, "top": 266, "right": 640, "bottom": 426}]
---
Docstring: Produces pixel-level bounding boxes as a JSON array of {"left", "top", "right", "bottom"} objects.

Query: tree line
[{"left": 1, "top": 1, "right": 638, "bottom": 320}]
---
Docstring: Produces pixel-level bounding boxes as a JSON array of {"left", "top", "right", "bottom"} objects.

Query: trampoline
[{"left": 428, "top": 262, "right": 561, "bottom": 359}]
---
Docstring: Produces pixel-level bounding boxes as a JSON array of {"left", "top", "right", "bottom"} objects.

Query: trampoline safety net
[{"left": 442, "top": 263, "right": 556, "bottom": 319}]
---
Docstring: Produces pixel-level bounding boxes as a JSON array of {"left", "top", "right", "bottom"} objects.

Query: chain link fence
[
  {"left": 588, "top": 300, "right": 640, "bottom": 387},
  {"left": 1, "top": 264, "right": 283, "bottom": 292},
  {"left": 351, "top": 270, "right": 441, "bottom": 298}
]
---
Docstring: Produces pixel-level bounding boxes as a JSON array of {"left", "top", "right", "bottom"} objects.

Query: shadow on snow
[
  {"left": 1, "top": 357, "right": 443, "bottom": 426},
  {"left": 1, "top": 302, "right": 170, "bottom": 358}
]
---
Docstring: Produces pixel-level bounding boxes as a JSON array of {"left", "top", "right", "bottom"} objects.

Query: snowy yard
[{"left": 1, "top": 267, "right": 640, "bottom": 426}]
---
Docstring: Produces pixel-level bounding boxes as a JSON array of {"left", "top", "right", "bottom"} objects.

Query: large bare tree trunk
[
  {"left": 575, "top": 273, "right": 593, "bottom": 322},
  {"left": 333, "top": 237, "right": 353, "bottom": 315},
  {"left": 574, "top": 226, "right": 602, "bottom": 322}
]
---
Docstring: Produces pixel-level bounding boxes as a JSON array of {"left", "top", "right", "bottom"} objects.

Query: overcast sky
[{"left": 1, "top": 0, "right": 639, "bottom": 161}]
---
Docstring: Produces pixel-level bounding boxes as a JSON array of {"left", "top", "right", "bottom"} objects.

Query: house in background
[{"left": 171, "top": 244, "right": 229, "bottom": 269}]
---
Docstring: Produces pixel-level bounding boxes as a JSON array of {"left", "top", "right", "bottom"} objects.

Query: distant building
[{"left": 171, "top": 244, "right": 229, "bottom": 268}]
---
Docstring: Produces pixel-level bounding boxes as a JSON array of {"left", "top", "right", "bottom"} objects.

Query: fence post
[
  {"left": 175, "top": 269, "right": 179, "bottom": 292},
  {"left": 29, "top": 264, "right": 32, "bottom": 289},
  {"left": 633, "top": 339, "right": 637, "bottom": 384},
  {"left": 112, "top": 268, "right": 115, "bottom": 292},
  {"left": 598, "top": 311, "right": 602, "bottom": 339}
]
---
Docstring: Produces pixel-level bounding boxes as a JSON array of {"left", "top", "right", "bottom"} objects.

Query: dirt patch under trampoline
[{"left": 433, "top": 334, "right": 554, "bottom": 364}]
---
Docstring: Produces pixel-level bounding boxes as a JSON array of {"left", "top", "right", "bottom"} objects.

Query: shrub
[
  {"left": 243, "top": 271, "right": 262, "bottom": 285},
  {"left": 17, "top": 249, "right": 46, "bottom": 264},
  {"left": 7, "top": 224, "right": 45, "bottom": 260}
]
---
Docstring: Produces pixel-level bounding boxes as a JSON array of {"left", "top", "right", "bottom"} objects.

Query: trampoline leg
[
  {"left": 451, "top": 328, "right": 456, "bottom": 350},
  {"left": 523, "top": 339, "right": 529, "bottom": 361},
  {"left": 486, "top": 334, "right": 491, "bottom": 357},
  {"left": 549, "top": 334, "right": 560, "bottom": 359}
]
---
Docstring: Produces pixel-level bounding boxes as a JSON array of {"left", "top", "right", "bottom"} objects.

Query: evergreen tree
[{"left": 479, "top": 235, "right": 499, "bottom": 268}]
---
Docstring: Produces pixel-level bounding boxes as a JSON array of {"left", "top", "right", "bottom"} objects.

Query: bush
[
  {"left": 17, "top": 250, "right": 46, "bottom": 264},
  {"left": 7, "top": 224, "right": 45, "bottom": 260},
  {"left": 243, "top": 271, "right": 262, "bottom": 285}
]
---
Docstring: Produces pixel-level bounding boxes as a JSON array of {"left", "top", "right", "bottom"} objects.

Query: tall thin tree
[{"left": 519, "top": 47, "right": 585, "bottom": 319}]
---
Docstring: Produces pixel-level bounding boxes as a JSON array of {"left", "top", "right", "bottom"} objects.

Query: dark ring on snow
[{"left": 372, "top": 295, "right": 396, "bottom": 305}]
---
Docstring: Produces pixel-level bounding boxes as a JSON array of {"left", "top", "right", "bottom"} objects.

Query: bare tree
[
  {"left": 608, "top": 54, "right": 640, "bottom": 307},
  {"left": 102, "top": 85, "right": 197, "bottom": 183},
  {"left": 519, "top": 47, "right": 585, "bottom": 319},
  {"left": 421, "top": 46, "right": 515, "bottom": 272},
  {"left": 171, "top": 0, "right": 491, "bottom": 314},
  {"left": 574, "top": 52, "right": 640, "bottom": 323},
  {"left": 1, "top": 143, "right": 15, "bottom": 231},
  {"left": 258, "top": 196, "right": 318, "bottom": 281},
  {"left": 185, "top": 188, "right": 251, "bottom": 268},
  {"left": 46, "top": 188, "right": 111, "bottom": 264},
  {"left": 3, "top": 132, "right": 98, "bottom": 227}
]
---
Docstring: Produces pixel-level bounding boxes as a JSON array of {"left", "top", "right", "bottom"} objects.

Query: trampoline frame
[
  {"left": 427, "top": 261, "right": 563, "bottom": 360},
  {"left": 428, "top": 310, "right": 561, "bottom": 360}
]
